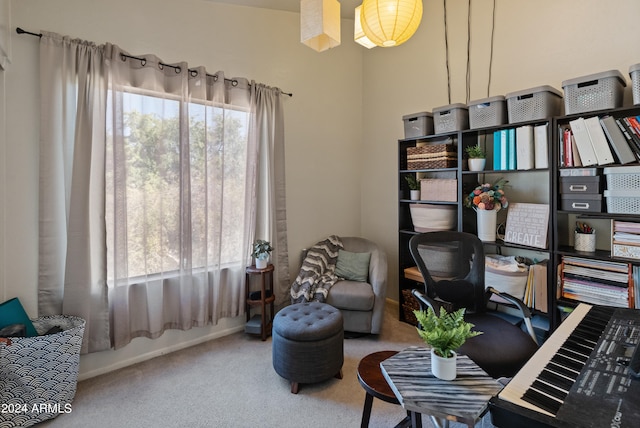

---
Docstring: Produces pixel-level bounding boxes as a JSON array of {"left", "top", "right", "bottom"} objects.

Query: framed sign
[{"left": 504, "top": 203, "right": 550, "bottom": 249}]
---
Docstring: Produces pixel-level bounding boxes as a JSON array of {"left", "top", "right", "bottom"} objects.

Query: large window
[{"left": 106, "top": 90, "right": 250, "bottom": 283}]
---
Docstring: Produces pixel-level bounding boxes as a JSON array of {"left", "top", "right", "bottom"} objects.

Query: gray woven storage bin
[
  {"left": 433, "top": 103, "right": 469, "bottom": 133},
  {"left": 630, "top": 64, "right": 640, "bottom": 105},
  {"left": 0, "top": 315, "right": 85, "bottom": 427},
  {"left": 505, "top": 85, "right": 563, "bottom": 123},
  {"left": 468, "top": 96, "right": 507, "bottom": 129},
  {"left": 562, "top": 70, "right": 626, "bottom": 115}
]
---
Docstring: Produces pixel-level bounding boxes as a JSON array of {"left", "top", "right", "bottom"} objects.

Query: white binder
[
  {"left": 534, "top": 124, "right": 549, "bottom": 169},
  {"left": 569, "top": 118, "right": 597, "bottom": 166},
  {"left": 516, "top": 125, "right": 534, "bottom": 170},
  {"left": 584, "top": 116, "right": 614, "bottom": 165}
]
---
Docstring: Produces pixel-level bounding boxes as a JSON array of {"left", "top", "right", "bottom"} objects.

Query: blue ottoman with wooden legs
[{"left": 272, "top": 302, "right": 344, "bottom": 394}]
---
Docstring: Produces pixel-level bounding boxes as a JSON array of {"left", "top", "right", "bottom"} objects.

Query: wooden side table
[
  {"left": 245, "top": 264, "right": 275, "bottom": 341},
  {"left": 357, "top": 350, "right": 413, "bottom": 428}
]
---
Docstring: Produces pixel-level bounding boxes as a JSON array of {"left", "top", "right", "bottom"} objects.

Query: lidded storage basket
[
  {"left": 433, "top": 103, "right": 469, "bottom": 134},
  {"left": 403, "top": 112, "right": 434, "bottom": 138},
  {"left": 603, "top": 166, "right": 640, "bottom": 214},
  {"left": 505, "top": 85, "right": 563, "bottom": 124},
  {"left": 629, "top": 63, "right": 640, "bottom": 105},
  {"left": 562, "top": 70, "right": 626, "bottom": 115},
  {"left": 467, "top": 96, "right": 507, "bottom": 129}
]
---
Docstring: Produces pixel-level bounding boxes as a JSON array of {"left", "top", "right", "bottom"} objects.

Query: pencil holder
[{"left": 574, "top": 231, "right": 596, "bottom": 252}]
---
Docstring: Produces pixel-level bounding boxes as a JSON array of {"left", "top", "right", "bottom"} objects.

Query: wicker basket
[
  {"left": 0, "top": 315, "right": 85, "bottom": 426},
  {"left": 401, "top": 289, "right": 420, "bottom": 326},
  {"left": 407, "top": 144, "right": 457, "bottom": 170}
]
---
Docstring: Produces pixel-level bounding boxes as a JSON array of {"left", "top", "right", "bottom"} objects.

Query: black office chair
[{"left": 409, "top": 231, "right": 539, "bottom": 379}]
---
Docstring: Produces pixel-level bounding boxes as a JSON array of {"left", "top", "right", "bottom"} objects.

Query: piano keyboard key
[{"left": 496, "top": 304, "right": 608, "bottom": 418}]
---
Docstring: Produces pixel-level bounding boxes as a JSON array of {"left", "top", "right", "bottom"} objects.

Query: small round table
[
  {"left": 357, "top": 350, "right": 416, "bottom": 428},
  {"left": 245, "top": 264, "right": 275, "bottom": 341}
]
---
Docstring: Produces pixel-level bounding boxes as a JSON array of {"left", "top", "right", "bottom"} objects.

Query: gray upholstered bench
[{"left": 272, "top": 302, "right": 344, "bottom": 394}]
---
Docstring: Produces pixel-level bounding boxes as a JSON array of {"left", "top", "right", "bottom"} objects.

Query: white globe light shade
[{"left": 361, "top": 0, "right": 423, "bottom": 47}]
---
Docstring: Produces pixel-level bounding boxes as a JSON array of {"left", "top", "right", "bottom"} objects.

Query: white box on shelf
[
  {"left": 604, "top": 166, "right": 640, "bottom": 191},
  {"left": 420, "top": 178, "right": 457, "bottom": 202},
  {"left": 604, "top": 190, "right": 640, "bottom": 214}
]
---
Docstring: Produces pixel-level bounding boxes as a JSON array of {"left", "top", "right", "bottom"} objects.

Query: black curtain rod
[{"left": 16, "top": 27, "right": 292, "bottom": 97}]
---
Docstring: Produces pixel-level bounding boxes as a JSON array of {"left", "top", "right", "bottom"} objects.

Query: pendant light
[
  {"left": 300, "top": 0, "right": 341, "bottom": 52},
  {"left": 360, "top": 0, "right": 423, "bottom": 47},
  {"left": 354, "top": 5, "right": 376, "bottom": 49}
]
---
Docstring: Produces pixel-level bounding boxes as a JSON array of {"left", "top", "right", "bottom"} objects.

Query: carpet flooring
[{"left": 39, "top": 302, "right": 497, "bottom": 428}]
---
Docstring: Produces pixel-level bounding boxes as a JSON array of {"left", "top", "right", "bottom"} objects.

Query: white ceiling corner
[{"left": 205, "top": 0, "right": 361, "bottom": 20}]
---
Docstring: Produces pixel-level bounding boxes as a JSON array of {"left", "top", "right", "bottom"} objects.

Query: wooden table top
[{"left": 357, "top": 350, "right": 400, "bottom": 404}]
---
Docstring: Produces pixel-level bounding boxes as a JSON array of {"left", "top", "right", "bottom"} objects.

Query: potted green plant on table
[
  {"left": 413, "top": 306, "right": 482, "bottom": 380},
  {"left": 465, "top": 143, "right": 486, "bottom": 171},
  {"left": 252, "top": 239, "right": 273, "bottom": 269},
  {"left": 405, "top": 175, "right": 421, "bottom": 201}
]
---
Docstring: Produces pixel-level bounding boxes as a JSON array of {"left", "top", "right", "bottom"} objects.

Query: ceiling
[{"left": 207, "top": 0, "right": 361, "bottom": 19}]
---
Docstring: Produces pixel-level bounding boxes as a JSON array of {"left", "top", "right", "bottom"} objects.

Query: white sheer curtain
[
  {"left": 38, "top": 31, "right": 289, "bottom": 351},
  {"left": 38, "top": 32, "right": 110, "bottom": 353},
  {"left": 105, "top": 46, "right": 289, "bottom": 348}
]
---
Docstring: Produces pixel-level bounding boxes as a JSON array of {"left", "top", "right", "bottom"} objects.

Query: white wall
[
  {"left": 361, "top": 0, "right": 640, "bottom": 301},
  {"left": 5, "top": 0, "right": 363, "bottom": 378}
]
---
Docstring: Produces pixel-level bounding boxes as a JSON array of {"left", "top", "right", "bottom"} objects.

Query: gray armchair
[{"left": 299, "top": 237, "right": 388, "bottom": 334}]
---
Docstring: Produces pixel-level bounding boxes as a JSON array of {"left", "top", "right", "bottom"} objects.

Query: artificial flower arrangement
[{"left": 464, "top": 178, "right": 509, "bottom": 211}]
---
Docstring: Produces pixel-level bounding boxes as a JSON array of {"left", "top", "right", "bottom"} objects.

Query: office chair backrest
[{"left": 409, "top": 231, "right": 487, "bottom": 314}]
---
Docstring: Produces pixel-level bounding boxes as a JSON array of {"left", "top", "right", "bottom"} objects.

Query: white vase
[
  {"left": 410, "top": 189, "right": 421, "bottom": 201},
  {"left": 468, "top": 158, "right": 486, "bottom": 171},
  {"left": 255, "top": 257, "right": 268, "bottom": 269},
  {"left": 431, "top": 348, "right": 457, "bottom": 381},
  {"left": 476, "top": 208, "right": 497, "bottom": 242}
]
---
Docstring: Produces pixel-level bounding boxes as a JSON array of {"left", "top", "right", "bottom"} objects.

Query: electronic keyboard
[{"left": 490, "top": 303, "right": 640, "bottom": 428}]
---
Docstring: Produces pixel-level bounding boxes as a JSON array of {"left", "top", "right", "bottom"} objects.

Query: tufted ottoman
[{"left": 272, "top": 302, "right": 344, "bottom": 394}]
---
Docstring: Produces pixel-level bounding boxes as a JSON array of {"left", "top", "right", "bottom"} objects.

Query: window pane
[{"left": 107, "top": 90, "right": 249, "bottom": 282}]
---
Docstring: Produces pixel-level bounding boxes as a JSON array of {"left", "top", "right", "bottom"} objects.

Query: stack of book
[
  {"left": 560, "top": 256, "right": 633, "bottom": 308},
  {"left": 612, "top": 220, "right": 640, "bottom": 260},
  {"left": 493, "top": 124, "right": 548, "bottom": 171},
  {"left": 560, "top": 114, "right": 640, "bottom": 167}
]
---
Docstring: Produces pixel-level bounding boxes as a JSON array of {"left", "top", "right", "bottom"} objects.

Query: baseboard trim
[{"left": 78, "top": 324, "right": 245, "bottom": 381}]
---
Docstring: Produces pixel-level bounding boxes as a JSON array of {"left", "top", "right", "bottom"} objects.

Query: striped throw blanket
[{"left": 290, "top": 235, "right": 343, "bottom": 303}]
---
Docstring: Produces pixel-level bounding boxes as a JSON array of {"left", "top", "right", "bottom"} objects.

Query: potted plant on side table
[
  {"left": 252, "top": 239, "right": 273, "bottom": 269},
  {"left": 465, "top": 143, "right": 486, "bottom": 171},
  {"left": 413, "top": 307, "right": 482, "bottom": 380}
]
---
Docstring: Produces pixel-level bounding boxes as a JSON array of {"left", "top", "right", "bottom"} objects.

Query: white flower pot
[
  {"left": 431, "top": 348, "right": 457, "bottom": 380},
  {"left": 255, "top": 257, "right": 268, "bottom": 269},
  {"left": 410, "top": 189, "right": 421, "bottom": 201},
  {"left": 468, "top": 158, "right": 486, "bottom": 171},
  {"left": 476, "top": 208, "right": 497, "bottom": 242}
]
